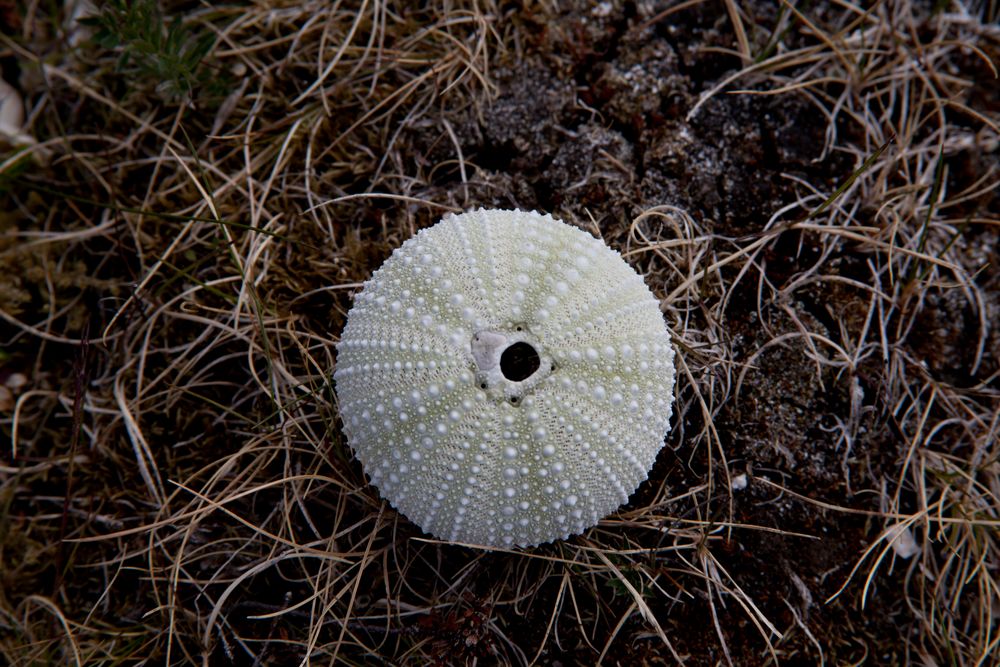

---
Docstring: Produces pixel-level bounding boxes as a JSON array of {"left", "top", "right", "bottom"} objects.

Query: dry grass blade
[{"left": 593, "top": 548, "right": 681, "bottom": 663}]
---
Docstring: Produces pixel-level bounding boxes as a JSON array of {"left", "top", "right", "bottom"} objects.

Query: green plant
[{"left": 83, "top": 0, "right": 217, "bottom": 101}]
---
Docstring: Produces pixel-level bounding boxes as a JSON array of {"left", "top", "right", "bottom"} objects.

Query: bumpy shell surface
[{"left": 335, "top": 209, "right": 675, "bottom": 547}]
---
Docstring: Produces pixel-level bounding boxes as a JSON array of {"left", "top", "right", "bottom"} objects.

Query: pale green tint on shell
[{"left": 335, "top": 209, "right": 675, "bottom": 547}]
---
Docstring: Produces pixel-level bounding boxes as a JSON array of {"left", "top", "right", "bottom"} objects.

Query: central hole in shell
[{"left": 500, "top": 342, "right": 540, "bottom": 382}]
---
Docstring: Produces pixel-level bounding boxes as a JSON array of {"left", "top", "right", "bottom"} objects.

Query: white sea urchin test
[{"left": 334, "top": 209, "right": 675, "bottom": 547}]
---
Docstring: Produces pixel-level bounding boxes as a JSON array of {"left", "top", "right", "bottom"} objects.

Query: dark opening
[{"left": 500, "top": 342, "right": 540, "bottom": 382}]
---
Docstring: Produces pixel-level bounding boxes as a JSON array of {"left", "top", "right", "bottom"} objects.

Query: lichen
[{"left": 335, "top": 209, "right": 675, "bottom": 547}]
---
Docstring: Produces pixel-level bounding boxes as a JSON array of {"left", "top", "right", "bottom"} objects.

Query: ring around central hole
[{"left": 500, "top": 341, "right": 540, "bottom": 382}]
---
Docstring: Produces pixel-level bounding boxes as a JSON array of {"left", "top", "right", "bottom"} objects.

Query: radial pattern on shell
[{"left": 335, "top": 209, "right": 675, "bottom": 547}]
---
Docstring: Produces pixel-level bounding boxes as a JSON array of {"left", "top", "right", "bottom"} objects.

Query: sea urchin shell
[{"left": 334, "top": 209, "right": 675, "bottom": 547}]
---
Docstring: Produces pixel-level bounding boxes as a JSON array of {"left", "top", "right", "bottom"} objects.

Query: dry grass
[{"left": 1, "top": 0, "right": 997, "bottom": 665}]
